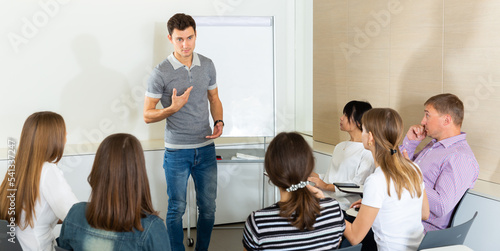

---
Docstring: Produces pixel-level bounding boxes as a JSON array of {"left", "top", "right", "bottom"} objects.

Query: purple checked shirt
[{"left": 400, "top": 132, "right": 479, "bottom": 232}]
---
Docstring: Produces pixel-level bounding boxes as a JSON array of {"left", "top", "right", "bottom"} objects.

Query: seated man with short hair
[{"left": 400, "top": 93, "right": 479, "bottom": 232}]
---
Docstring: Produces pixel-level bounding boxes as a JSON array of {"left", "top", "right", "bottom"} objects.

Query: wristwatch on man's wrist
[{"left": 214, "top": 120, "right": 224, "bottom": 127}]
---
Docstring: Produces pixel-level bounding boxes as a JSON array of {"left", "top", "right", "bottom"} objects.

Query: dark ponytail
[{"left": 279, "top": 187, "right": 320, "bottom": 230}]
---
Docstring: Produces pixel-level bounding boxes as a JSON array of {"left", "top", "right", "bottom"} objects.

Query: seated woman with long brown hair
[
  {"left": 343, "top": 108, "right": 430, "bottom": 251},
  {"left": 0, "top": 111, "right": 78, "bottom": 251},
  {"left": 243, "top": 132, "right": 345, "bottom": 251},
  {"left": 58, "top": 133, "right": 170, "bottom": 250}
]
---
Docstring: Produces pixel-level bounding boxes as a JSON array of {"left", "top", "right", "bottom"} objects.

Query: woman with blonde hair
[
  {"left": 0, "top": 111, "right": 78, "bottom": 251},
  {"left": 343, "top": 108, "right": 430, "bottom": 251},
  {"left": 58, "top": 133, "right": 170, "bottom": 250},
  {"left": 243, "top": 132, "right": 345, "bottom": 250}
]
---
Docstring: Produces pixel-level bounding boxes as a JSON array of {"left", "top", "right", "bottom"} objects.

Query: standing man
[
  {"left": 400, "top": 93, "right": 479, "bottom": 232},
  {"left": 143, "top": 13, "right": 223, "bottom": 251}
]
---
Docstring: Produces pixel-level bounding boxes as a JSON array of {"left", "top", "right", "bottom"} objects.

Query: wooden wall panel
[
  {"left": 313, "top": 0, "right": 348, "bottom": 145},
  {"left": 313, "top": 0, "right": 500, "bottom": 183}
]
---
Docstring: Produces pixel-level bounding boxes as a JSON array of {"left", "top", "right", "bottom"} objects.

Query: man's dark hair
[{"left": 167, "top": 13, "right": 196, "bottom": 36}]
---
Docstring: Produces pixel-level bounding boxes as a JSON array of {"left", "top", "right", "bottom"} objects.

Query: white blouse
[
  {"left": 16, "top": 162, "right": 78, "bottom": 251},
  {"left": 322, "top": 141, "right": 375, "bottom": 210}
]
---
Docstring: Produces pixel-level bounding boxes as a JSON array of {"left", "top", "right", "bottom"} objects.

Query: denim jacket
[{"left": 58, "top": 202, "right": 171, "bottom": 251}]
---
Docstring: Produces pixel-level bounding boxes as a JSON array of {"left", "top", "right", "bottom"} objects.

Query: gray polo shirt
[{"left": 146, "top": 52, "right": 217, "bottom": 149}]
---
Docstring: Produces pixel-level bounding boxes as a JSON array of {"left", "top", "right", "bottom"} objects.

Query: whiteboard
[{"left": 194, "top": 16, "right": 275, "bottom": 137}]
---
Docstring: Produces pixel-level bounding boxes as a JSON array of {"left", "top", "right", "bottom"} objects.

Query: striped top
[
  {"left": 242, "top": 198, "right": 345, "bottom": 250},
  {"left": 401, "top": 132, "right": 479, "bottom": 232}
]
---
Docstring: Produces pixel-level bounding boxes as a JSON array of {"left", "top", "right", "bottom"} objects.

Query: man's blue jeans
[{"left": 164, "top": 143, "right": 217, "bottom": 251}]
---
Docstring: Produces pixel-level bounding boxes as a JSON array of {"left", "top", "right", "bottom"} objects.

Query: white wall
[
  {"left": 0, "top": 0, "right": 300, "bottom": 157},
  {"left": 294, "top": 0, "right": 313, "bottom": 134}
]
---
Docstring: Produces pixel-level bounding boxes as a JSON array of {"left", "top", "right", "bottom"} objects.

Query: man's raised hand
[
  {"left": 170, "top": 86, "right": 193, "bottom": 112},
  {"left": 406, "top": 125, "right": 426, "bottom": 141}
]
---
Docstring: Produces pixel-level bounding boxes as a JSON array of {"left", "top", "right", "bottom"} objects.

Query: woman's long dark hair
[
  {"left": 86, "top": 133, "right": 157, "bottom": 232},
  {"left": 265, "top": 132, "right": 320, "bottom": 230}
]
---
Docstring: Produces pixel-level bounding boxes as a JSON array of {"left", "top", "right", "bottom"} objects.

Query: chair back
[
  {"left": 417, "top": 211, "right": 478, "bottom": 250},
  {"left": 0, "top": 219, "right": 23, "bottom": 251},
  {"left": 338, "top": 243, "right": 362, "bottom": 251},
  {"left": 449, "top": 189, "right": 469, "bottom": 227}
]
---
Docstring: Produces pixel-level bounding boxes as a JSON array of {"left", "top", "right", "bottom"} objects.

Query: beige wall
[{"left": 313, "top": 0, "right": 500, "bottom": 183}]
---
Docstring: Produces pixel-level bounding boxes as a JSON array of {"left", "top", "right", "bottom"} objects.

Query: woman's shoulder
[
  {"left": 334, "top": 141, "right": 349, "bottom": 148},
  {"left": 257, "top": 203, "right": 280, "bottom": 212},
  {"left": 371, "top": 167, "right": 384, "bottom": 175},
  {"left": 142, "top": 213, "right": 162, "bottom": 221},
  {"left": 139, "top": 213, "right": 169, "bottom": 240},
  {"left": 42, "top": 161, "right": 57, "bottom": 167},
  {"left": 245, "top": 204, "right": 280, "bottom": 223},
  {"left": 333, "top": 141, "right": 354, "bottom": 152},
  {"left": 361, "top": 147, "right": 373, "bottom": 156},
  {"left": 318, "top": 198, "right": 344, "bottom": 223},
  {"left": 364, "top": 167, "right": 385, "bottom": 183},
  {"left": 41, "top": 161, "right": 58, "bottom": 170},
  {"left": 62, "top": 202, "right": 89, "bottom": 228},
  {"left": 66, "top": 202, "right": 88, "bottom": 218},
  {"left": 334, "top": 141, "right": 370, "bottom": 155},
  {"left": 39, "top": 162, "right": 68, "bottom": 189},
  {"left": 71, "top": 202, "right": 87, "bottom": 210},
  {"left": 40, "top": 161, "right": 63, "bottom": 177},
  {"left": 320, "top": 197, "right": 337, "bottom": 204},
  {"left": 252, "top": 204, "right": 280, "bottom": 217},
  {"left": 319, "top": 198, "right": 342, "bottom": 211},
  {"left": 140, "top": 213, "right": 166, "bottom": 228}
]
